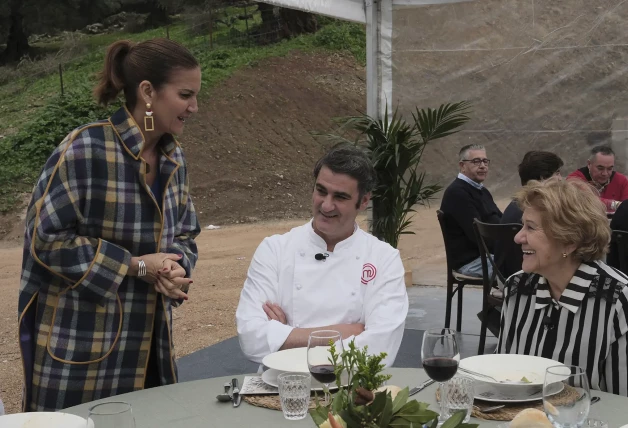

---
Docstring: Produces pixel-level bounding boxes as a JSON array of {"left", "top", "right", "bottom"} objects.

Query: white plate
[
  {"left": 0, "top": 412, "right": 87, "bottom": 428},
  {"left": 262, "top": 347, "right": 310, "bottom": 373},
  {"left": 262, "top": 368, "right": 348, "bottom": 391},
  {"left": 474, "top": 380, "right": 564, "bottom": 403},
  {"left": 459, "top": 354, "right": 566, "bottom": 396}
]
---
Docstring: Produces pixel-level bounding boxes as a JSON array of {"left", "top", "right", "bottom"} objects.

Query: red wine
[
  {"left": 422, "top": 358, "right": 458, "bottom": 382},
  {"left": 309, "top": 364, "right": 336, "bottom": 384}
]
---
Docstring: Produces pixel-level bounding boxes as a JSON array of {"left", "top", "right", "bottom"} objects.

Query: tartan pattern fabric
[{"left": 18, "top": 106, "right": 200, "bottom": 411}]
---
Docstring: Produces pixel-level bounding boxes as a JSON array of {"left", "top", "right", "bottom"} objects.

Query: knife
[
  {"left": 409, "top": 379, "right": 435, "bottom": 397},
  {"left": 232, "top": 377, "right": 241, "bottom": 407}
]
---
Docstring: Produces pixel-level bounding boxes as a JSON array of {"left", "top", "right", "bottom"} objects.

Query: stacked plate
[
  {"left": 0, "top": 412, "right": 87, "bottom": 428},
  {"left": 458, "top": 354, "right": 566, "bottom": 403},
  {"left": 261, "top": 347, "right": 347, "bottom": 391}
]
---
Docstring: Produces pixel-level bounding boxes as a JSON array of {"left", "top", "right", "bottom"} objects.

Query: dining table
[{"left": 64, "top": 368, "right": 628, "bottom": 427}]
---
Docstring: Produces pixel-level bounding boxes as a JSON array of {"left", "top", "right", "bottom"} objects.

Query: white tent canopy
[{"left": 260, "top": 0, "right": 366, "bottom": 23}]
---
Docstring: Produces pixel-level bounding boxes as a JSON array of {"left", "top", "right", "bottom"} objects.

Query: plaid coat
[{"left": 18, "top": 106, "right": 200, "bottom": 411}]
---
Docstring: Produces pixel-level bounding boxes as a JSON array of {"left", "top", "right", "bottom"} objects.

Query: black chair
[
  {"left": 611, "top": 229, "right": 628, "bottom": 274},
  {"left": 436, "top": 210, "right": 483, "bottom": 332},
  {"left": 473, "top": 219, "right": 522, "bottom": 355}
]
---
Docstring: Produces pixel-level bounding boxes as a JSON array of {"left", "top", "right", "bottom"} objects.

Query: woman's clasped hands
[{"left": 134, "top": 253, "right": 192, "bottom": 300}]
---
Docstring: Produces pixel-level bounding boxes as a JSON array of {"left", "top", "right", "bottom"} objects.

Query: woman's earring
[
  {"left": 562, "top": 252, "right": 568, "bottom": 258},
  {"left": 144, "top": 103, "right": 154, "bottom": 131}
]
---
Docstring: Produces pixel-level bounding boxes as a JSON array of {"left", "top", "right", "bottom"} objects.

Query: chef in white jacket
[{"left": 236, "top": 145, "right": 409, "bottom": 367}]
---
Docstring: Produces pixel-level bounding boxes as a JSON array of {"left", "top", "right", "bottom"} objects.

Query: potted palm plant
[{"left": 318, "top": 101, "right": 471, "bottom": 249}]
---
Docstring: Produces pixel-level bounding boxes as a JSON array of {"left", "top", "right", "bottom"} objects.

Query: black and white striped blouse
[{"left": 497, "top": 260, "right": 628, "bottom": 396}]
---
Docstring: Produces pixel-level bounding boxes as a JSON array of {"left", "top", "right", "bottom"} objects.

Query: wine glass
[
  {"left": 307, "top": 330, "right": 343, "bottom": 406},
  {"left": 544, "top": 365, "right": 591, "bottom": 428},
  {"left": 87, "top": 401, "right": 136, "bottom": 428},
  {"left": 421, "top": 328, "right": 459, "bottom": 425}
]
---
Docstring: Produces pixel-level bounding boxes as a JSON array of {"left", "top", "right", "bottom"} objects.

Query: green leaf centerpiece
[{"left": 310, "top": 340, "right": 479, "bottom": 428}]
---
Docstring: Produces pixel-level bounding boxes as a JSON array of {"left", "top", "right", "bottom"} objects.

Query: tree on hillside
[
  {"left": 0, "top": 0, "right": 118, "bottom": 64},
  {"left": 256, "top": 2, "right": 317, "bottom": 39},
  {"left": 120, "top": 0, "right": 174, "bottom": 27}
]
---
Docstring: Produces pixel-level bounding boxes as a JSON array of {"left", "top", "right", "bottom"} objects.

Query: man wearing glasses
[
  {"left": 440, "top": 144, "right": 502, "bottom": 278},
  {"left": 567, "top": 145, "right": 628, "bottom": 213}
]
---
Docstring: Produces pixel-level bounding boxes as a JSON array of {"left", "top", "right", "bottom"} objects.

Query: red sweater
[{"left": 568, "top": 167, "right": 628, "bottom": 211}]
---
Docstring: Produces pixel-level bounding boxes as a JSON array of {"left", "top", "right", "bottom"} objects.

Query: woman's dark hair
[
  {"left": 313, "top": 144, "right": 377, "bottom": 208},
  {"left": 94, "top": 38, "right": 199, "bottom": 108}
]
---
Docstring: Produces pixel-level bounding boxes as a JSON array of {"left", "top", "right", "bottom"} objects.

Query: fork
[
  {"left": 474, "top": 404, "right": 505, "bottom": 413},
  {"left": 458, "top": 367, "right": 528, "bottom": 384}
]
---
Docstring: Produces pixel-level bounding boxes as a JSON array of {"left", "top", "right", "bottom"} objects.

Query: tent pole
[
  {"left": 365, "top": 0, "right": 379, "bottom": 233},
  {"left": 365, "top": 0, "right": 379, "bottom": 120}
]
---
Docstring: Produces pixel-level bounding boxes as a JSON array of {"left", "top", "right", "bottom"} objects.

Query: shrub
[
  {"left": 313, "top": 21, "right": 366, "bottom": 64},
  {"left": 0, "top": 88, "right": 117, "bottom": 212}
]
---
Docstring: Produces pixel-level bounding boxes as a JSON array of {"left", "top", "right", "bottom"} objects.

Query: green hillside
[{"left": 0, "top": 14, "right": 365, "bottom": 213}]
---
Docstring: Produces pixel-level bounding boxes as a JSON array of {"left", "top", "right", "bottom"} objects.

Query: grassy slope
[{"left": 0, "top": 14, "right": 365, "bottom": 212}]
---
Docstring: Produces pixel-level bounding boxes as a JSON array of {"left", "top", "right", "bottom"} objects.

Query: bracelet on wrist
[{"left": 138, "top": 259, "right": 147, "bottom": 277}]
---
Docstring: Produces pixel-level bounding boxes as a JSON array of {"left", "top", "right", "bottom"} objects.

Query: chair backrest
[
  {"left": 611, "top": 229, "right": 628, "bottom": 274},
  {"left": 473, "top": 219, "right": 522, "bottom": 287},
  {"left": 436, "top": 210, "right": 455, "bottom": 279}
]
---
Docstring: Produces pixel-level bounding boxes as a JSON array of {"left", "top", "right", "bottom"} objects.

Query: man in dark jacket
[
  {"left": 497, "top": 151, "right": 564, "bottom": 278},
  {"left": 440, "top": 144, "right": 502, "bottom": 278}
]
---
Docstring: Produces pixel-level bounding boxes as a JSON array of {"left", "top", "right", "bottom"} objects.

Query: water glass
[
  {"left": 278, "top": 372, "right": 312, "bottom": 420},
  {"left": 543, "top": 365, "right": 590, "bottom": 428},
  {"left": 442, "top": 375, "right": 475, "bottom": 423},
  {"left": 87, "top": 401, "right": 136, "bottom": 428}
]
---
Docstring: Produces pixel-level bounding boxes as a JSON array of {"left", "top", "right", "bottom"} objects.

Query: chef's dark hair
[{"left": 313, "top": 144, "right": 377, "bottom": 208}]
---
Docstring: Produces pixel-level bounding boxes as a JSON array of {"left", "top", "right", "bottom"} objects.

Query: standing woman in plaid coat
[{"left": 17, "top": 38, "right": 202, "bottom": 411}]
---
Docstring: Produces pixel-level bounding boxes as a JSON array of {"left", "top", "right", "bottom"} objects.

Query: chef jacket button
[
  {"left": 296, "top": 324, "right": 300, "bottom": 328},
  {"left": 300, "top": 251, "right": 305, "bottom": 257},
  {"left": 356, "top": 256, "right": 360, "bottom": 260},
  {"left": 352, "top": 291, "right": 356, "bottom": 296},
  {"left": 296, "top": 283, "right": 302, "bottom": 290}
]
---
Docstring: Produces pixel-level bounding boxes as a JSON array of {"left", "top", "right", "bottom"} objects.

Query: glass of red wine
[
  {"left": 421, "top": 328, "right": 459, "bottom": 425},
  {"left": 307, "top": 330, "right": 343, "bottom": 406}
]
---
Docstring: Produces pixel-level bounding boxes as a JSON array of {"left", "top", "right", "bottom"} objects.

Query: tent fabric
[{"left": 260, "top": 0, "right": 366, "bottom": 23}]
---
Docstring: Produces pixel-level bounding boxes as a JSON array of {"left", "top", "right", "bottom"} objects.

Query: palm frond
[
  {"left": 324, "top": 101, "right": 471, "bottom": 247},
  {"left": 413, "top": 101, "right": 472, "bottom": 143}
]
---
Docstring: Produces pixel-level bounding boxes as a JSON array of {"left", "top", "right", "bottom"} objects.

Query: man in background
[
  {"left": 498, "top": 151, "right": 564, "bottom": 278},
  {"left": 568, "top": 145, "right": 628, "bottom": 212},
  {"left": 440, "top": 144, "right": 502, "bottom": 278}
]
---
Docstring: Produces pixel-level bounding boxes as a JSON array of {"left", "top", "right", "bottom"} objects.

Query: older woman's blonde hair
[{"left": 515, "top": 178, "right": 610, "bottom": 261}]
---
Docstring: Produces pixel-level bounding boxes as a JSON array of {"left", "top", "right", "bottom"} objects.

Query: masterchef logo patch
[{"left": 361, "top": 263, "right": 377, "bottom": 284}]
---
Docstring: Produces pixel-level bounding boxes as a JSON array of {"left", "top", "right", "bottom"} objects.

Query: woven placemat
[
  {"left": 436, "top": 384, "right": 581, "bottom": 421},
  {"left": 243, "top": 392, "right": 325, "bottom": 411}
]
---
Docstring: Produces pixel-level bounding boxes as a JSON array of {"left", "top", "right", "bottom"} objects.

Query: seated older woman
[{"left": 497, "top": 178, "right": 628, "bottom": 396}]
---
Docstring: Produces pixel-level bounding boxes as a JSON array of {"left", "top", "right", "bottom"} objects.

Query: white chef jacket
[{"left": 236, "top": 220, "right": 408, "bottom": 367}]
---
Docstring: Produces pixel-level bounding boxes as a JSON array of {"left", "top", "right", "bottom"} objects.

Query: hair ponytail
[
  {"left": 93, "top": 40, "right": 135, "bottom": 106},
  {"left": 93, "top": 38, "right": 198, "bottom": 109}
]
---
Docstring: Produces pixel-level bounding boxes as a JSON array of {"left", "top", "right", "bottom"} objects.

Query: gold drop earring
[{"left": 144, "top": 103, "right": 154, "bottom": 132}]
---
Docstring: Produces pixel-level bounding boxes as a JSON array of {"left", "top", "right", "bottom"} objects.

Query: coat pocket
[{"left": 47, "top": 288, "right": 122, "bottom": 364}]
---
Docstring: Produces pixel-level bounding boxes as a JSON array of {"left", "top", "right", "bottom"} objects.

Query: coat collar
[
  {"left": 457, "top": 173, "right": 484, "bottom": 190},
  {"left": 534, "top": 262, "right": 599, "bottom": 313},
  {"left": 307, "top": 219, "right": 360, "bottom": 252},
  {"left": 109, "top": 106, "right": 179, "bottom": 158}
]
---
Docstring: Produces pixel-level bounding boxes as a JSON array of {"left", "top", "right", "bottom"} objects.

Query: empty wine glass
[
  {"left": 544, "top": 365, "right": 590, "bottom": 428},
  {"left": 87, "top": 401, "right": 136, "bottom": 428},
  {"left": 421, "top": 328, "right": 459, "bottom": 425},
  {"left": 307, "top": 330, "right": 343, "bottom": 406}
]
